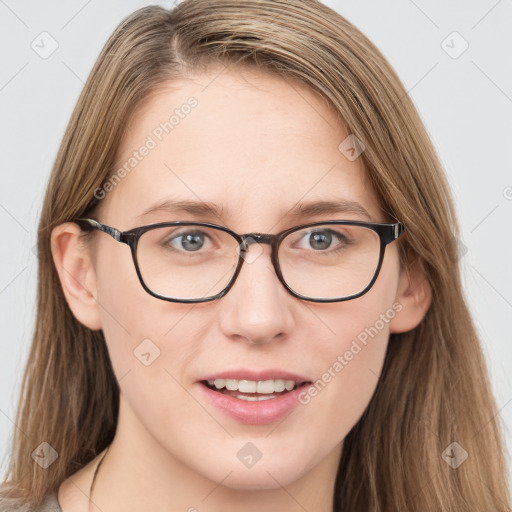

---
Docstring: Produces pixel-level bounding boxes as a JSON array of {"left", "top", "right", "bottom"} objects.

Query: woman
[{"left": 1, "top": 0, "right": 510, "bottom": 510}]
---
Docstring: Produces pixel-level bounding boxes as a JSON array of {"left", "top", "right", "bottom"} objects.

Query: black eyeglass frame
[{"left": 74, "top": 218, "right": 405, "bottom": 304}]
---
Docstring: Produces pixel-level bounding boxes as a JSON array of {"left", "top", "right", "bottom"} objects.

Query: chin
[
  {"left": 209, "top": 468, "right": 303, "bottom": 491},
  {"left": 194, "top": 454, "right": 310, "bottom": 491}
]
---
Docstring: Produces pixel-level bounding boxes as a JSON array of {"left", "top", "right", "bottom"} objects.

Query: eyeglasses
[{"left": 74, "top": 218, "right": 405, "bottom": 303}]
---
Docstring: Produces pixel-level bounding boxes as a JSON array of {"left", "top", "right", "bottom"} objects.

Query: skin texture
[{"left": 52, "top": 66, "right": 431, "bottom": 512}]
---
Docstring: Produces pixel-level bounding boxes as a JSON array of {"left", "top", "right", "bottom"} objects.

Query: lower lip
[{"left": 197, "top": 382, "right": 310, "bottom": 425}]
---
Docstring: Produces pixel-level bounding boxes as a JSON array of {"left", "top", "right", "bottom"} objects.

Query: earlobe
[
  {"left": 50, "top": 222, "right": 102, "bottom": 331},
  {"left": 389, "top": 257, "right": 432, "bottom": 334}
]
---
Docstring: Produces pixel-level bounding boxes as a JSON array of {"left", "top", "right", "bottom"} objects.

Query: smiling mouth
[{"left": 201, "top": 379, "right": 312, "bottom": 401}]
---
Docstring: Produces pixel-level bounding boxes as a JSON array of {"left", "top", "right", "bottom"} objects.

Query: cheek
[
  {"left": 93, "top": 241, "right": 209, "bottom": 382},
  {"left": 300, "top": 305, "right": 391, "bottom": 433},
  {"left": 93, "top": 251, "right": 214, "bottom": 457},
  {"left": 300, "top": 253, "right": 401, "bottom": 435}
]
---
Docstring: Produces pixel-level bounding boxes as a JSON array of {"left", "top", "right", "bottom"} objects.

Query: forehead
[{"left": 102, "top": 66, "right": 383, "bottom": 229}]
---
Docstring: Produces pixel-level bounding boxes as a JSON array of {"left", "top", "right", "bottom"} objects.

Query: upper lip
[{"left": 199, "top": 368, "right": 312, "bottom": 384}]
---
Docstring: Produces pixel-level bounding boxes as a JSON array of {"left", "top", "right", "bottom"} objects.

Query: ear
[
  {"left": 50, "top": 222, "right": 102, "bottom": 330},
  {"left": 389, "top": 257, "right": 432, "bottom": 334}
]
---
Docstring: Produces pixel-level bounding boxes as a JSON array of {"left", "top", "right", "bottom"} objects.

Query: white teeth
[
  {"left": 209, "top": 378, "right": 299, "bottom": 393},
  {"left": 236, "top": 394, "right": 277, "bottom": 401},
  {"left": 213, "top": 379, "right": 225, "bottom": 389},
  {"left": 225, "top": 379, "right": 239, "bottom": 391},
  {"left": 238, "top": 380, "right": 257, "bottom": 393},
  {"left": 256, "top": 380, "right": 274, "bottom": 394},
  {"left": 273, "top": 379, "right": 285, "bottom": 392},
  {"left": 285, "top": 380, "right": 295, "bottom": 391}
]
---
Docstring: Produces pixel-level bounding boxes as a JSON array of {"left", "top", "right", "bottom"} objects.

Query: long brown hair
[{"left": 1, "top": 1, "right": 510, "bottom": 510}]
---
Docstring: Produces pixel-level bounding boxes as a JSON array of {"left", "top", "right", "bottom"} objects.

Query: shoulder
[
  {"left": 0, "top": 449, "right": 104, "bottom": 512},
  {"left": 34, "top": 492, "right": 62, "bottom": 512},
  {"left": 0, "top": 484, "right": 61, "bottom": 512}
]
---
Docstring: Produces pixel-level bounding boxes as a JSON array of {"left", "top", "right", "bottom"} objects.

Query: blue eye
[
  {"left": 296, "top": 229, "right": 349, "bottom": 251},
  {"left": 308, "top": 230, "right": 333, "bottom": 250},
  {"left": 166, "top": 230, "right": 210, "bottom": 252}
]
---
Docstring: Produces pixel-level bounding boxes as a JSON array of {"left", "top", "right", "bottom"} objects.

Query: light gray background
[{"left": 1, "top": 0, "right": 511, "bottom": 486}]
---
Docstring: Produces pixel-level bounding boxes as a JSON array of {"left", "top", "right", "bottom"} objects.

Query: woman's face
[{"left": 83, "top": 66, "right": 405, "bottom": 490}]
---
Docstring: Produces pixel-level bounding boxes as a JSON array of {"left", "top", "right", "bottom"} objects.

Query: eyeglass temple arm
[
  {"left": 75, "top": 218, "right": 122, "bottom": 242},
  {"left": 394, "top": 222, "right": 405, "bottom": 240}
]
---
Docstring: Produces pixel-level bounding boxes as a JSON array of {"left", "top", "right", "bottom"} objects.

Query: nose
[{"left": 217, "top": 243, "right": 295, "bottom": 345}]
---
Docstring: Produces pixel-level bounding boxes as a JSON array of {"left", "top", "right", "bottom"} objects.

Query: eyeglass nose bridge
[
  {"left": 239, "top": 233, "right": 276, "bottom": 251},
  {"left": 237, "top": 233, "right": 282, "bottom": 271}
]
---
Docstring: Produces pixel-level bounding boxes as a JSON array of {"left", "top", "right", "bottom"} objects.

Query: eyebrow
[
  {"left": 138, "top": 198, "right": 374, "bottom": 222},
  {"left": 289, "top": 199, "right": 374, "bottom": 222},
  {"left": 138, "top": 199, "right": 225, "bottom": 220}
]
